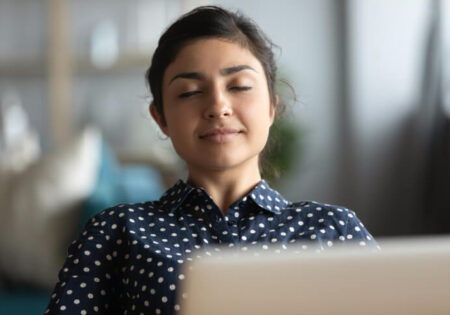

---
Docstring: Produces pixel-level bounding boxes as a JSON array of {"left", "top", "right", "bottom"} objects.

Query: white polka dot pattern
[{"left": 45, "top": 179, "right": 378, "bottom": 314}]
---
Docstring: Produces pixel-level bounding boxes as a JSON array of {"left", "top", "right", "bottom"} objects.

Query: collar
[
  {"left": 159, "top": 180, "right": 196, "bottom": 213},
  {"left": 247, "top": 179, "right": 290, "bottom": 214},
  {"left": 159, "top": 179, "right": 290, "bottom": 214}
]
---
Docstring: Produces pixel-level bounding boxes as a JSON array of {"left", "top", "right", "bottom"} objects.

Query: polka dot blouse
[{"left": 45, "top": 179, "right": 378, "bottom": 314}]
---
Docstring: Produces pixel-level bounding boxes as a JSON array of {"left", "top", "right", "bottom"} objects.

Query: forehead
[{"left": 163, "top": 38, "right": 264, "bottom": 83}]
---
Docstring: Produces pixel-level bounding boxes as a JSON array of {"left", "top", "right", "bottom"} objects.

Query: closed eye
[
  {"left": 230, "top": 86, "right": 252, "bottom": 91},
  {"left": 178, "top": 90, "right": 201, "bottom": 98}
]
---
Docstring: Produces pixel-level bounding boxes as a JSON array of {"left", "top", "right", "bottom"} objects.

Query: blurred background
[{"left": 0, "top": 0, "right": 449, "bottom": 313}]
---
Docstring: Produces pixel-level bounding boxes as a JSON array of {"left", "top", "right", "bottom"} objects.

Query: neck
[{"left": 186, "top": 163, "right": 262, "bottom": 215}]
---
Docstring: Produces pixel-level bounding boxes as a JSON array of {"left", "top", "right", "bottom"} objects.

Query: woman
[{"left": 45, "top": 6, "right": 377, "bottom": 315}]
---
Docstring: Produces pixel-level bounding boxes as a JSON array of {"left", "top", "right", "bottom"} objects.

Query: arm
[{"left": 45, "top": 210, "right": 122, "bottom": 314}]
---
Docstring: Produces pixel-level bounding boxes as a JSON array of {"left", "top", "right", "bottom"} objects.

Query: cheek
[
  {"left": 165, "top": 124, "right": 192, "bottom": 161},
  {"left": 164, "top": 108, "right": 197, "bottom": 145},
  {"left": 243, "top": 108, "right": 272, "bottom": 147},
  {"left": 244, "top": 97, "right": 273, "bottom": 127}
]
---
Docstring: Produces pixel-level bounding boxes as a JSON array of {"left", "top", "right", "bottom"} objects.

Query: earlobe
[
  {"left": 150, "top": 104, "right": 169, "bottom": 136},
  {"left": 269, "top": 95, "right": 279, "bottom": 126}
]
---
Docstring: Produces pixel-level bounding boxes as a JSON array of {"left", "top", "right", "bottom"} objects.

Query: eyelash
[
  {"left": 231, "top": 86, "right": 252, "bottom": 91},
  {"left": 178, "top": 86, "right": 252, "bottom": 98},
  {"left": 178, "top": 91, "right": 201, "bottom": 98}
]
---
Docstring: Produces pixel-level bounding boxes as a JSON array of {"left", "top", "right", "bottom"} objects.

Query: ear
[
  {"left": 269, "top": 95, "right": 279, "bottom": 126},
  {"left": 150, "top": 103, "right": 169, "bottom": 136}
]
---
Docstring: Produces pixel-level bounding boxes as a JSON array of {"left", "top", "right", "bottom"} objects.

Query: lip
[{"left": 199, "top": 128, "right": 242, "bottom": 143}]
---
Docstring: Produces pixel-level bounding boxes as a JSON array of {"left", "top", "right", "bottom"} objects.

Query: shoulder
[
  {"left": 284, "top": 200, "right": 377, "bottom": 246},
  {"left": 81, "top": 199, "right": 172, "bottom": 236},
  {"left": 287, "top": 200, "right": 355, "bottom": 222}
]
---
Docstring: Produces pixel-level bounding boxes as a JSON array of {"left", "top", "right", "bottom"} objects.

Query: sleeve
[
  {"left": 342, "top": 209, "right": 379, "bottom": 249},
  {"left": 44, "top": 211, "right": 123, "bottom": 314}
]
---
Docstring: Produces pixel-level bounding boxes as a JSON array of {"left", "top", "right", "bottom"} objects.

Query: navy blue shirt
[{"left": 45, "top": 179, "right": 377, "bottom": 314}]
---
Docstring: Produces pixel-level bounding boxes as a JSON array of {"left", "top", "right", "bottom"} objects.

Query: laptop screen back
[{"left": 177, "top": 237, "right": 450, "bottom": 315}]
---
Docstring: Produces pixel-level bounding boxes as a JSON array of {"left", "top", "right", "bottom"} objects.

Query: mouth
[{"left": 199, "top": 128, "right": 243, "bottom": 143}]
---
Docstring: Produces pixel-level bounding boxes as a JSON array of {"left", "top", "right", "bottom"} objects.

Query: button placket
[{"left": 205, "top": 205, "right": 234, "bottom": 244}]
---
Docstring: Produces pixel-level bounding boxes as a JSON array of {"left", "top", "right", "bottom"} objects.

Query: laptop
[{"left": 177, "top": 236, "right": 450, "bottom": 315}]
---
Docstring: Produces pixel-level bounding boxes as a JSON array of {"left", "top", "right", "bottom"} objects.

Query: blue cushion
[
  {"left": 79, "top": 141, "right": 165, "bottom": 231},
  {"left": 0, "top": 290, "right": 51, "bottom": 315}
]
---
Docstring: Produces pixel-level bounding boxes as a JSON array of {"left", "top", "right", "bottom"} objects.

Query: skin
[{"left": 151, "top": 38, "right": 277, "bottom": 214}]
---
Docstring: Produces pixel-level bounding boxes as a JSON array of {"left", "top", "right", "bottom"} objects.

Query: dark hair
[{"left": 145, "top": 5, "right": 280, "bottom": 122}]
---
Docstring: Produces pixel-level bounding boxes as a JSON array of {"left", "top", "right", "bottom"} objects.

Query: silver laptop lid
[{"left": 177, "top": 236, "right": 450, "bottom": 315}]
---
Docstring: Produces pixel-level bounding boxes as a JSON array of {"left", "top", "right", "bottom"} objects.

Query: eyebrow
[{"left": 169, "top": 65, "right": 256, "bottom": 85}]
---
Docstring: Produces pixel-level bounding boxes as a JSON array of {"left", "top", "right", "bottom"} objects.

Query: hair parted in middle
[{"left": 145, "top": 5, "right": 281, "bottom": 123}]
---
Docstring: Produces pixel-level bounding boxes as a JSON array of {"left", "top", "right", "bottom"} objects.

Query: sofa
[{"left": 0, "top": 127, "right": 166, "bottom": 314}]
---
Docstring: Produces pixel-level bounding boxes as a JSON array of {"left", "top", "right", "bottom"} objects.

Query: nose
[{"left": 203, "top": 87, "right": 232, "bottom": 119}]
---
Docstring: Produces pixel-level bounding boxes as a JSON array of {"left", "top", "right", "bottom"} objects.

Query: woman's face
[{"left": 152, "top": 38, "right": 275, "bottom": 175}]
